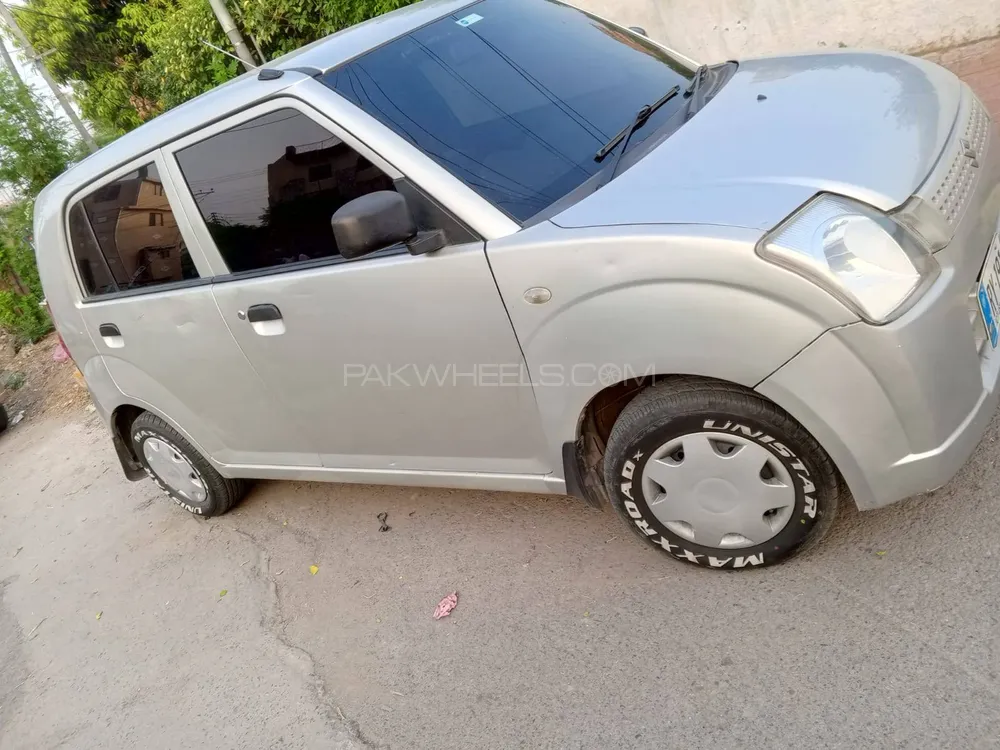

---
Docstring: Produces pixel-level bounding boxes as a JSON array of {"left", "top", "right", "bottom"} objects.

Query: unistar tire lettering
[
  {"left": 700, "top": 420, "right": 818, "bottom": 522},
  {"left": 803, "top": 495, "right": 817, "bottom": 518},
  {"left": 770, "top": 441, "right": 793, "bottom": 459}
]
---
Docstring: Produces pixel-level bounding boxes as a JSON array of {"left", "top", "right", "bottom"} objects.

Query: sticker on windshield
[{"left": 456, "top": 13, "right": 484, "bottom": 27}]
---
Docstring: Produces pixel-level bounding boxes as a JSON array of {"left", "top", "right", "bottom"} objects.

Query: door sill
[{"left": 217, "top": 463, "right": 565, "bottom": 495}]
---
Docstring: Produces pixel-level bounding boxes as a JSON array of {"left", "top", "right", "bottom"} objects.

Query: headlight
[
  {"left": 757, "top": 194, "right": 940, "bottom": 324},
  {"left": 891, "top": 195, "right": 953, "bottom": 251}
]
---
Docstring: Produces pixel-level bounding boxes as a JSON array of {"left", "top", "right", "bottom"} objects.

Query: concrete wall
[{"left": 572, "top": 0, "right": 1000, "bottom": 62}]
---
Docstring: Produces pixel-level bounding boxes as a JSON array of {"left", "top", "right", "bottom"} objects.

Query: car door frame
[
  {"left": 62, "top": 148, "right": 322, "bottom": 468},
  {"left": 158, "top": 84, "right": 564, "bottom": 494},
  {"left": 62, "top": 149, "right": 218, "bottom": 463},
  {"left": 64, "top": 149, "right": 217, "bottom": 297},
  {"left": 160, "top": 80, "right": 522, "bottom": 254}
]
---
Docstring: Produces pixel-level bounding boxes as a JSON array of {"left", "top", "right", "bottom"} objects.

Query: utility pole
[
  {"left": 0, "top": 2, "right": 98, "bottom": 152},
  {"left": 207, "top": 0, "right": 257, "bottom": 71},
  {"left": 229, "top": 1, "right": 267, "bottom": 63},
  {"left": 0, "top": 33, "right": 23, "bottom": 86}
]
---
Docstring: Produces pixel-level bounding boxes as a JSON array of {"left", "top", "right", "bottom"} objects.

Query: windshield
[{"left": 321, "top": 0, "right": 694, "bottom": 223}]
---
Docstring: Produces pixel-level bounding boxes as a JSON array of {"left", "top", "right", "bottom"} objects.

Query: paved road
[{"left": 3, "top": 410, "right": 1000, "bottom": 749}]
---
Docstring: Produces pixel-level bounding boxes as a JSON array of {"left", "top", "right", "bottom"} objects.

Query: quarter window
[
  {"left": 68, "top": 163, "right": 199, "bottom": 297},
  {"left": 175, "top": 108, "right": 396, "bottom": 273}
]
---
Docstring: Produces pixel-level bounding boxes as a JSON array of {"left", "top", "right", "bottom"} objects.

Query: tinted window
[
  {"left": 322, "top": 0, "right": 693, "bottom": 222},
  {"left": 69, "top": 163, "right": 199, "bottom": 297},
  {"left": 175, "top": 109, "right": 395, "bottom": 273}
]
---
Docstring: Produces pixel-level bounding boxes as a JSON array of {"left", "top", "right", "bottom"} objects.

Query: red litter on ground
[{"left": 433, "top": 592, "right": 458, "bottom": 620}]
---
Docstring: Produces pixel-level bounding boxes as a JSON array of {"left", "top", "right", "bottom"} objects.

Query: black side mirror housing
[
  {"left": 629, "top": 26, "right": 648, "bottom": 37},
  {"left": 332, "top": 191, "right": 447, "bottom": 259},
  {"left": 332, "top": 191, "right": 417, "bottom": 260}
]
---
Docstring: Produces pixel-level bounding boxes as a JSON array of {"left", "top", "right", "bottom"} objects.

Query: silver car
[{"left": 35, "top": 0, "right": 1000, "bottom": 568}]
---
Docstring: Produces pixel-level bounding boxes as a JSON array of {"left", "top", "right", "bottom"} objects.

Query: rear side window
[
  {"left": 174, "top": 108, "right": 395, "bottom": 273},
  {"left": 68, "top": 163, "right": 199, "bottom": 297}
]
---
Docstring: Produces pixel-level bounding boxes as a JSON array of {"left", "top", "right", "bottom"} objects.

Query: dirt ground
[
  {"left": 5, "top": 369, "right": 1000, "bottom": 748},
  {"left": 0, "top": 331, "right": 92, "bottom": 425}
]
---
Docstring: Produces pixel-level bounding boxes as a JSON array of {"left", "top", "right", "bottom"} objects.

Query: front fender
[{"left": 485, "top": 223, "right": 858, "bottom": 470}]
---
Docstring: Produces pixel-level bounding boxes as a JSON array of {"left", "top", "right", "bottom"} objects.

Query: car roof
[{"left": 38, "top": 0, "right": 475, "bottom": 208}]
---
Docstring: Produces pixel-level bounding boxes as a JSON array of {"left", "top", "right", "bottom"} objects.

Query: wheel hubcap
[
  {"left": 640, "top": 432, "right": 795, "bottom": 549},
  {"left": 143, "top": 438, "right": 207, "bottom": 504}
]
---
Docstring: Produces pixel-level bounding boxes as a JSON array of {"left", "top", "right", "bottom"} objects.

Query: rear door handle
[
  {"left": 98, "top": 323, "right": 124, "bottom": 348},
  {"left": 246, "top": 304, "right": 285, "bottom": 336}
]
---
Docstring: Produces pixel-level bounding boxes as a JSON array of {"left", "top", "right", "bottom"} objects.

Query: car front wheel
[{"left": 603, "top": 378, "right": 841, "bottom": 569}]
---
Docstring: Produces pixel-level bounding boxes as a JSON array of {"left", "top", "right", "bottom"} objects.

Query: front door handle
[
  {"left": 246, "top": 304, "right": 285, "bottom": 336},
  {"left": 98, "top": 323, "right": 124, "bottom": 348}
]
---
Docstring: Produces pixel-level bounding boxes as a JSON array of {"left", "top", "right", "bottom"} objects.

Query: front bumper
[{"left": 758, "top": 95, "right": 1000, "bottom": 510}]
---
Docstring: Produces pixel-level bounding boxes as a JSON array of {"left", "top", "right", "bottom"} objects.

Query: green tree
[
  {"left": 18, "top": 0, "right": 419, "bottom": 135},
  {"left": 0, "top": 70, "right": 73, "bottom": 196},
  {"left": 0, "top": 71, "right": 70, "bottom": 342}
]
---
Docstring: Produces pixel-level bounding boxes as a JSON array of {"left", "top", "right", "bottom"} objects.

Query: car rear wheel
[
  {"left": 131, "top": 412, "right": 248, "bottom": 517},
  {"left": 603, "top": 378, "right": 841, "bottom": 569}
]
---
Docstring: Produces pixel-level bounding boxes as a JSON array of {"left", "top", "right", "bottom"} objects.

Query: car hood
[{"left": 551, "top": 51, "right": 962, "bottom": 232}]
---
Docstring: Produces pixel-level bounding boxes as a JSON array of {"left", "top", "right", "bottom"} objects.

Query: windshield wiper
[
  {"left": 593, "top": 84, "right": 680, "bottom": 184},
  {"left": 683, "top": 64, "right": 710, "bottom": 119}
]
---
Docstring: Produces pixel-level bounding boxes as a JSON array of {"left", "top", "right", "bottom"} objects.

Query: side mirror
[
  {"left": 629, "top": 26, "right": 648, "bottom": 37},
  {"left": 332, "top": 191, "right": 446, "bottom": 259}
]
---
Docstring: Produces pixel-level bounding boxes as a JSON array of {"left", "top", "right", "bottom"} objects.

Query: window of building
[
  {"left": 68, "top": 162, "right": 199, "bottom": 297},
  {"left": 175, "top": 108, "right": 396, "bottom": 274}
]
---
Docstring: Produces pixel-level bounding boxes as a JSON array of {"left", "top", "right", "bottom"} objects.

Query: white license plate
[{"left": 978, "top": 232, "right": 1000, "bottom": 349}]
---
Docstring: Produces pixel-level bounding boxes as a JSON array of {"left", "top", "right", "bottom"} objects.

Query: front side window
[
  {"left": 175, "top": 108, "right": 395, "bottom": 273},
  {"left": 322, "top": 0, "right": 694, "bottom": 222},
  {"left": 68, "top": 163, "right": 199, "bottom": 297}
]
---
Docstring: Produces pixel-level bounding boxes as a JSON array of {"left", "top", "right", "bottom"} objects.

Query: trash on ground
[
  {"left": 433, "top": 591, "right": 458, "bottom": 620},
  {"left": 309, "top": 565, "right": 319, "bottom": 575},
  {"left": 95, "top": 611, "right": 102, "bottom": 620},
  {"left": 10, "top": 411, "right": 24, "bottom": 426},
  {"left": 377, "top": 512, "right": 390, "bottom": 532},
  {"left": 219, "top": 589, "right": 228, "bottom": 598},
  {"left": 52, "top": 343, "right": 71, "bottom": 363}
]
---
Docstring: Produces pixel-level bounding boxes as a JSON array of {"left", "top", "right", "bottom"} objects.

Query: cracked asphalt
[{"left": 4, "top": 409, "right": 1000, "bottom": 748}]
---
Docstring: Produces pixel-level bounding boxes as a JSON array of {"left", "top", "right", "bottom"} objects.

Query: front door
[
  {"left": 67, "top": 154, "right": 318, "bottom": 468},
  {"left": 167, "top": 103, "right": 550, "bottom": 476}
]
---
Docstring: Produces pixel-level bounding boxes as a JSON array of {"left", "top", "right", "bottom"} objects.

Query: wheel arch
[
  {"left": 563, "top": 373, "right": 848, "bottom": 509},
  {"left": 109, "top": 400, "right": 218, "bottom": 482},
  {"left": 110, "top": 403, "right": 146, "bottom": 480}
]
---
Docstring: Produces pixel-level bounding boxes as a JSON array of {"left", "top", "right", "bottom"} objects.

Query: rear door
[
  {"left": 163, "top": 99, "right": 550, "bottom": 477},
  {"left": 66, "top": 152, "right": 319, "bottom": 467}
]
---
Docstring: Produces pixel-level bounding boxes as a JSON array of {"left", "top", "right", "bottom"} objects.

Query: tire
[
  {"left": 603, "top": 378, "right": 841, "bottom": 569},
  {"left": 131, "top": 411, "right": 248, "bottom": 517},
  {"left": 0, "top": 404, "right": 7, "bottom": 434}
]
